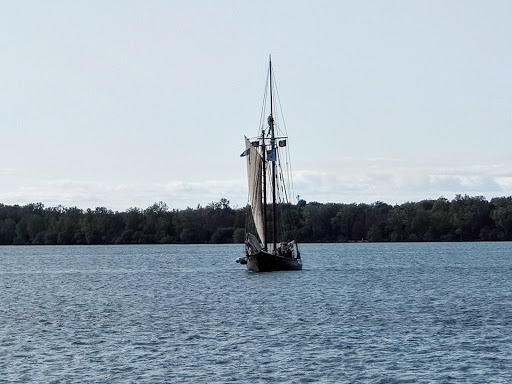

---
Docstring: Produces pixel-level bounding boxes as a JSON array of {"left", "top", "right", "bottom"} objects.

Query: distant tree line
[{"left": 1, "top": 195, "right": 512, "bottom": 245}]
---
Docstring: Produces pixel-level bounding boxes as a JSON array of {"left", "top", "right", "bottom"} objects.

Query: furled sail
[{"left": 245, "top": 137, "right": 265, "bottom": 242}]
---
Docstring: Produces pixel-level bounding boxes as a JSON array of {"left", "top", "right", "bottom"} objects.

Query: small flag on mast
[{"left": 240, "top": 148, "right": 250, "bottom": 157}]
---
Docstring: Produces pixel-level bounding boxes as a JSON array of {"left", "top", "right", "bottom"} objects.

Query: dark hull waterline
[{"left": 246, "top": 251, "right": 302, "bottom": 272}]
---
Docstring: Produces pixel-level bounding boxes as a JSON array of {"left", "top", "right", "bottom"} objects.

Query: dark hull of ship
[{"left": 246, "top": 251, "right": 302, "bottom": 272}]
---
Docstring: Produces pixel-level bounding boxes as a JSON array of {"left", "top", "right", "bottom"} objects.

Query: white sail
[{"left": 245, "top": 137, "right": 265, "bottom": 243}]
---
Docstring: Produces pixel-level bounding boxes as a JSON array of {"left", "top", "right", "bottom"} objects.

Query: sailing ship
[{"left": 236, "top": 57, "right": 302, "bottom": 272}]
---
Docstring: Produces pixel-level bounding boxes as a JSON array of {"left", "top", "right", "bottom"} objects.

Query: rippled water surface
[{"left": 1, "top": 243, "right": 511, "bottom": 383}]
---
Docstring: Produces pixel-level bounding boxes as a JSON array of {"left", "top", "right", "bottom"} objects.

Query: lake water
[{"left": 1, "top": 243, "right": 511, "bottom": 383}]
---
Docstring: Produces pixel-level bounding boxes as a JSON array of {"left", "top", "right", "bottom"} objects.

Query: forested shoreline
[{"left": 1, "top": 195, "right": 512, "bottom": 245}]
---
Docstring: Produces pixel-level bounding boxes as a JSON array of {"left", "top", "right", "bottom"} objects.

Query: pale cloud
[
  {"left": 293, "top": 159, "right": 512, "bottom": 205},
  {"left": 495, "top": 177, "right": 512, "bottom": 191},
  {"left": 0, "top": 178, "right": 247, "bottom": 211},
  {"left": 1, "top": 159, "right": 511, "bottom": 210},
  {"left": 0, "top": 168, "right": 16, "bottom": 175}
]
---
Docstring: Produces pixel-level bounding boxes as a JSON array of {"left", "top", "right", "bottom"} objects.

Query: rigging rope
[{"left": 270, "top": 67, "right": 296, "bottom": 204}]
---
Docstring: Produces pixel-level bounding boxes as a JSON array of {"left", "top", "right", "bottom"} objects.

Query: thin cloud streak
[
  {"left": 1, "top": 160, "right": 511, "bottom": 210},
  {"left": 0, "top": 168, "right": 16, "bottom": 175},
  {"left": 0, "top": 179, "right": 247, "bottom": 211},
  {"left": 293, "top": 160, "right": 512, "bottom": 204}
]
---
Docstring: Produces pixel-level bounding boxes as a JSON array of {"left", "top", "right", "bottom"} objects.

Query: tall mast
[
  {"left": 262, "top": 113, "right": 268, "bottom": 251},
  {"left": 269, "top": 56, "right": 277, "bottom": 252}
]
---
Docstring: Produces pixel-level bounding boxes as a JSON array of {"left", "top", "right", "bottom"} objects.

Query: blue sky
[{"left": 1, "top": 1, "right": 511, "bottom": 210}]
